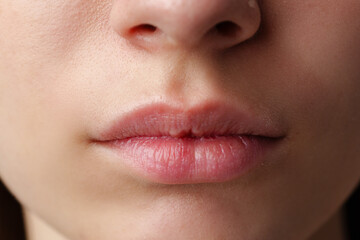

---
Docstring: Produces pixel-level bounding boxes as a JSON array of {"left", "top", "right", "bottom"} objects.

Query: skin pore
[{"left": 0, "top": 0, "right": 360, "bottom": 240}]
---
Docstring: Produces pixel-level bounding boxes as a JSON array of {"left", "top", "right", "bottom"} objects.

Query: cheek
[
  {"left": 0, "top": 0, "right": 110, "bottom": 70},
  {"left": 275, "top": 0, "right": 360, "bottom": 214},
  {"left": 245, "top": 0, "right": 360, "bottom": 139},
  {"left": 281, "top": 1, "right": 360, "bottom": 138},
  {"left": 0, "top": 0, "right": 91, "bottom": 215},
  {"left": 0, "top": 0, "right": 111, "bottom": 162}
]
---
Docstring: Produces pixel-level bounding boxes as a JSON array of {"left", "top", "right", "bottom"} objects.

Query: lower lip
[{"left": 102, "top": 135, "right": 280, "bottom": 184}]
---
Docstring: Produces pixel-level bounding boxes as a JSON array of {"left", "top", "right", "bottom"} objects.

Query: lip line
[
  {"left": 98, "top": 135, "right": 280, "bottom": 145},
  {"left": 95, "top": 101, "right": 286, "bottom": 142}
]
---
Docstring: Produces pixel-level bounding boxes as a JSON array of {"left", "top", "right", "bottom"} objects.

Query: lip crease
[{"left": 93, "top": 102, "right": 286, "bottom": 184}]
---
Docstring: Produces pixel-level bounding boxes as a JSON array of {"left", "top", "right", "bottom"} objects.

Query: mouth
[{"left": 92, "top": 102, "right": 286, "bottom": 184}]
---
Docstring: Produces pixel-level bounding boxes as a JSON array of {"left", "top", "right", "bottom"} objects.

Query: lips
[{"left": 93, "top": 102, "right": 285, "bottom": 184}]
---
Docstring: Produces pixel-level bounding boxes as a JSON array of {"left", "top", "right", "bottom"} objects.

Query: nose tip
[{"left": 110, "top": 0, "right": 261, "bottom": 51}]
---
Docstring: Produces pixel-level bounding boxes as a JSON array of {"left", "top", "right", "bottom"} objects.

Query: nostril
[
  {"left": 130, "top": 24, "right": 158, "bottom": 35},
  {"left": 215, "top": 21, "right": 240, "bottom": 38}
]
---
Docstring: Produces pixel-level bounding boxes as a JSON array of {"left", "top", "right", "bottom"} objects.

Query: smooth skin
[{"left": 0, "top": 0, "right": 359, "bottom": 239}]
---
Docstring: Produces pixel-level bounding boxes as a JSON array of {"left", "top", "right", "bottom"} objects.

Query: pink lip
[{"left": 94, "top": 102, "right": 285, "bottom": 184}]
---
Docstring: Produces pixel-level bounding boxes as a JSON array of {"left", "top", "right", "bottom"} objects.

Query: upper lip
[{"left": 95, "top": 102, "right": 286, "bottom": 142}]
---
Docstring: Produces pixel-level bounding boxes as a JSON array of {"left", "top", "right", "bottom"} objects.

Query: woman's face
[{"left": 0, "top": 1, "right": 360, "bottom": 239}]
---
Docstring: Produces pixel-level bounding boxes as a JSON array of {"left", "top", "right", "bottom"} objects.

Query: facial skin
[{"left": 0, "top": 0, "right": 360, "bottom": 240}]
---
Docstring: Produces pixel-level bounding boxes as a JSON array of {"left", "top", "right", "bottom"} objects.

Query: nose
[{"left": 110, "top": 0, "right": 261, "bottom": 51}]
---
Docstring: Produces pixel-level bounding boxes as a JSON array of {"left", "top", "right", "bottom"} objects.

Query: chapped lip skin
[{"left": 93, "top": 102, "right": 286, "bottom": 184}]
